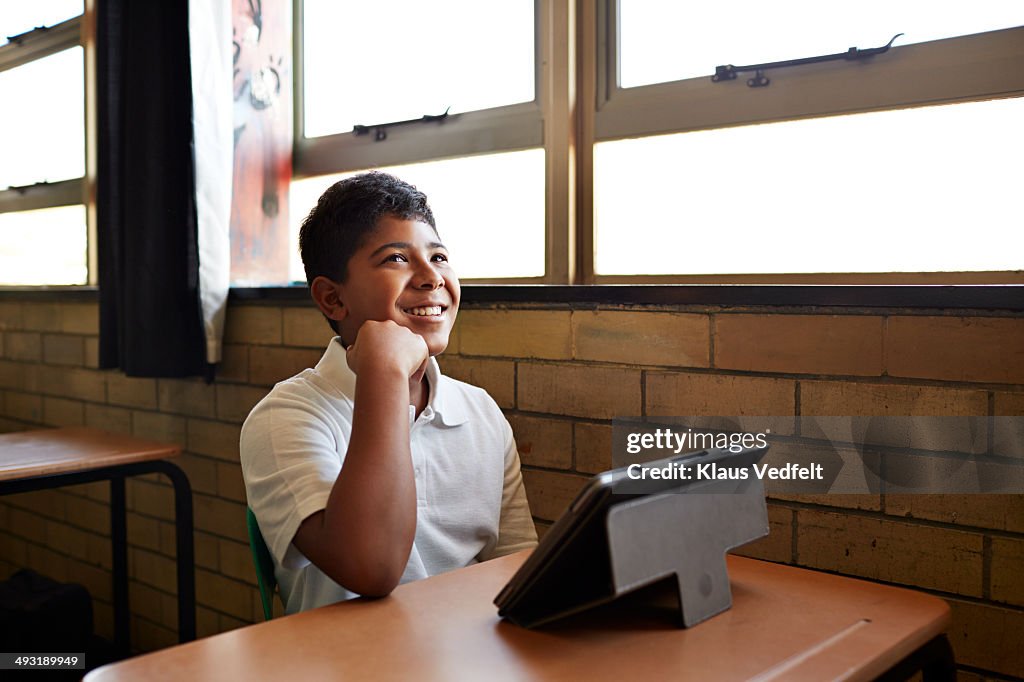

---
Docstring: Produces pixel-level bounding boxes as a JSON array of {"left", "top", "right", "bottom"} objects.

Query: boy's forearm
[{"left": 302, "top": 366, "right": 418, "bottom": 596}]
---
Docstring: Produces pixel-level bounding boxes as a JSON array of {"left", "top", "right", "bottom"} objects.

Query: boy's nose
[
  {"left": 414, "top": 263, "right": 444, "bottom": 290},
  {"left": 417, "top": 276, "right": 443, "bottom": 290}
]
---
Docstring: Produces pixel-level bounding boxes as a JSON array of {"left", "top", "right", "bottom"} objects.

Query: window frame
[
  {"left": 291, "top": 2, "right": 1024, "bottom": 286},
  {"left": 0, "top": 10, "right": 95, "bottom": 285},
  {"left": 291, "top": 0, "right": 578, "bottom": 285},
  {"left": 0, "top": 4, "right": 1017, "bottom": 297},
  {"left": 292, "top": 0, "right": 545, "bottom": 170},
  {"left": 577, "top": 0, "right": 1024, "bottom": 284}
]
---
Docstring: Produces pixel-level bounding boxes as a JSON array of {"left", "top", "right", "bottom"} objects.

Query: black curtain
[{"left": 97, "top": 1, "right": 210, "bottom": 378}]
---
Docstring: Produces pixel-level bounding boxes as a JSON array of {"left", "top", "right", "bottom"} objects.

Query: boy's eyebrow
[{"left": 368, "top": 241, "right": 448, "bottom": 258}]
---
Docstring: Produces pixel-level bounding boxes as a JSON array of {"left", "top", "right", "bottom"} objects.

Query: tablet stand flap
[{"left": 605, "top": 476, "right": 769, "bottom": 627}]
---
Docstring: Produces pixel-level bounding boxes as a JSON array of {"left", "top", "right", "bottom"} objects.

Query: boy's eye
[
  {"left": 431, "top": 253, "right": 448, "bottom": 263},
  {"left": 384, "top": 253, "right": 408, "bottom": 263}
]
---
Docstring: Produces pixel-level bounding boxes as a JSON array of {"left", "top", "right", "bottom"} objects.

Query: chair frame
[{"left": 246, "top": 507, "right": 278, "bottom": 620}]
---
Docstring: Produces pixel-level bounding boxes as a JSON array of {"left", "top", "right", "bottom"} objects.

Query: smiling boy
[{"left": 240, "top": 172, "right": 537, "bottom": 613}]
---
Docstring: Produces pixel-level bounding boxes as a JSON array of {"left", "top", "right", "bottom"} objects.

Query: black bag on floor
[{"left": 0, "top": 569, "right": 94, "bottom": 651}]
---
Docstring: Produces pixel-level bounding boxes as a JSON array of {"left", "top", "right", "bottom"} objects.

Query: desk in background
[
  {"left": 0, "top": 426, "right": 194, "bottom": 654},
  {"left": 84, "top": 550, "right": 951, "bottom": 681}
]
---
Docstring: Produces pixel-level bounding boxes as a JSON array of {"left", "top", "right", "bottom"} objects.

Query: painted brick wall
[{"left": 0, "top": 297, "right": 1021, "bottom": 678}]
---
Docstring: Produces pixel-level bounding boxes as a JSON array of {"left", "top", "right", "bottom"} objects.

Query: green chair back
[{"left": 246, "top": 507, "right": 277, "bottom": 620}]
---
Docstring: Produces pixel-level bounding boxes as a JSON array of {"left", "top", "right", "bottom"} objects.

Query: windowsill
[
  {"left": 1, "top": 284, "right": 1021, "bottom": 311},
  {"left": 232, "top": 284, "right": 1024, "bottom": 311},
  {"left": 0, "top": 286, "right": 100, "bottom": 301}
]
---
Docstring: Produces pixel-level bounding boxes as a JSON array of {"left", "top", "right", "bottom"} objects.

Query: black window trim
[{"left": 2, "top": 284, "right": 1022, "bottom": 312}]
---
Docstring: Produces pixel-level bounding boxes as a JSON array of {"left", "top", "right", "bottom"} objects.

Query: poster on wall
[{"left": 231, "top": 0, "right": 293, "bottom": 285}]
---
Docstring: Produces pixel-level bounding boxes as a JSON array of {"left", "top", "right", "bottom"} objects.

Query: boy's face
[{"left": 331, "top": 215, "right": 460, "bottom": 356}]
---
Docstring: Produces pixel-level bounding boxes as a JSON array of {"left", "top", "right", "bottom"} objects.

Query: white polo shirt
[{"left": 240, "top": 338, "right": 537, "bottom": 614}]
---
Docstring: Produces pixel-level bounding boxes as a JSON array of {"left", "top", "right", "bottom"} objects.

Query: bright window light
[
  {"left": 594, "top": 97, "right": 1024, "bottom": 275},
  {"left": 0, "top": 1, "right": 82, "bottom": 46},
  {"left": 302, "top": 0, "right": 535, "bottom": 138},
  {"left": 290, "top": 149, "right": 545, "bottom": 281},
  {"left": 0, "top": 205, "right": 87, "bottom": 285},
  {"left": 619, "top": 1, "right": 1024, "bottom": 88},
  {"left": 0, "top": 47, "right": 85, "bottom": 188}
]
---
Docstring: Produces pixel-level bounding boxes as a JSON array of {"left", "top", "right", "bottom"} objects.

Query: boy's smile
[{"left": 332, "top": 215, "right": 460, "bottom": 356}]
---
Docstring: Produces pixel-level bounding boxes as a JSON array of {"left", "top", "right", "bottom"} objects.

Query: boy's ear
[{"left": 310, "top": 276, "right": 347, "bottom": 324}]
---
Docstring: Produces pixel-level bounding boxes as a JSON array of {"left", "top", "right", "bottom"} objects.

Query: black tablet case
[{"left": 495, "top": 446, "right": 769, "bottom": 628}]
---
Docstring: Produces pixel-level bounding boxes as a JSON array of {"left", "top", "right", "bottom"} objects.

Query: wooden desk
[
  {"left": 0, "top": 427, "right": 195, "bottom": 654},
  {"left": 84, "top": 550, "right": 951, "bottom": 681}
]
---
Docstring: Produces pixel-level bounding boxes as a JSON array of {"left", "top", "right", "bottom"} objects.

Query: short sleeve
[
  {"left": 480, "top": 416, "right": 538, "bottom": 560},
  {"left": 240, "top": 388, "right": 349, "bottom": 570}
]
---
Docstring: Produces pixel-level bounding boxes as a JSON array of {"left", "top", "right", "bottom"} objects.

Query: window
[
  {"left": 289, "top": 150, "right": 545, "bottom": 282},
  {"left": 292, "top": 2, "right": 1023, "bottom": 284},
  {"left": 589, "top": 1, "right": 1024, "bottom": 281},
  {"left": 616, "top": 1, "right": 1024, "bottom": 89},
  {"left": 293, "top": 0, "right": 557, "bottom": 283},
  {"left": 0, "top": 2, "right": 89, "bottom": 285},
  {"left": 594, "top": 98, "right": 1024, "bottom": 277},
  {"left": 2, "top": 3, "right": 1019, "bottom": 288},
  {"left": 300, "top": 2, "right": 534, "bottom": 140}
]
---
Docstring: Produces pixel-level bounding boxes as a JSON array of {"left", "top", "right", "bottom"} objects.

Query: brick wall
[{"left": 0, "top": 296, "right": 1021, "bottom": 678}]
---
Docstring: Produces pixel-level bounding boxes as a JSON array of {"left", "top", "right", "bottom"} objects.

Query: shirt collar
[
  {"left": 317, "top": 337, "right": 468, "bottom": 427},
  {"left": 424, "top": 354, "right": 469, "bottom": 427},
  {"left": 316, "top": 338, "right": 356, "bottom": 400}
]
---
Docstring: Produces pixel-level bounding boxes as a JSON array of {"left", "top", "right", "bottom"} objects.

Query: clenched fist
[{"left": 345, "top": 320, "right": 429, "bottom": 379}]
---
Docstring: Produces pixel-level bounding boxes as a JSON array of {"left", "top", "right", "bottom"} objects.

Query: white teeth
[{"left": 405, "top": 306, "right": 442, "bottom": 316}]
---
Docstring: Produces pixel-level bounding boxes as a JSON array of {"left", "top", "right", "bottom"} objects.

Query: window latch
[
  {"left": 353, "top": 107, "right": 452, "bottom": 142},
  {"left": 711, "top": 33, "right": 903, "bottom": 88},
  {"left": 5, "top": 25, "right": 50, "bottom": 45},
  {"left": 5, "top": 181, "right": 53, "bottom": 194}
]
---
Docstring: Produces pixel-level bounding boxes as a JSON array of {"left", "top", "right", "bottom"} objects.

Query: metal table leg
[{"left": 0, "top": 460, "right": 196, "bottom": 648}]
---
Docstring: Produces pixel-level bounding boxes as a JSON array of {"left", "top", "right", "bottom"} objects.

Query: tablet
[{"left": 494, "top": 445, "right": 768, "bottom": 628}]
